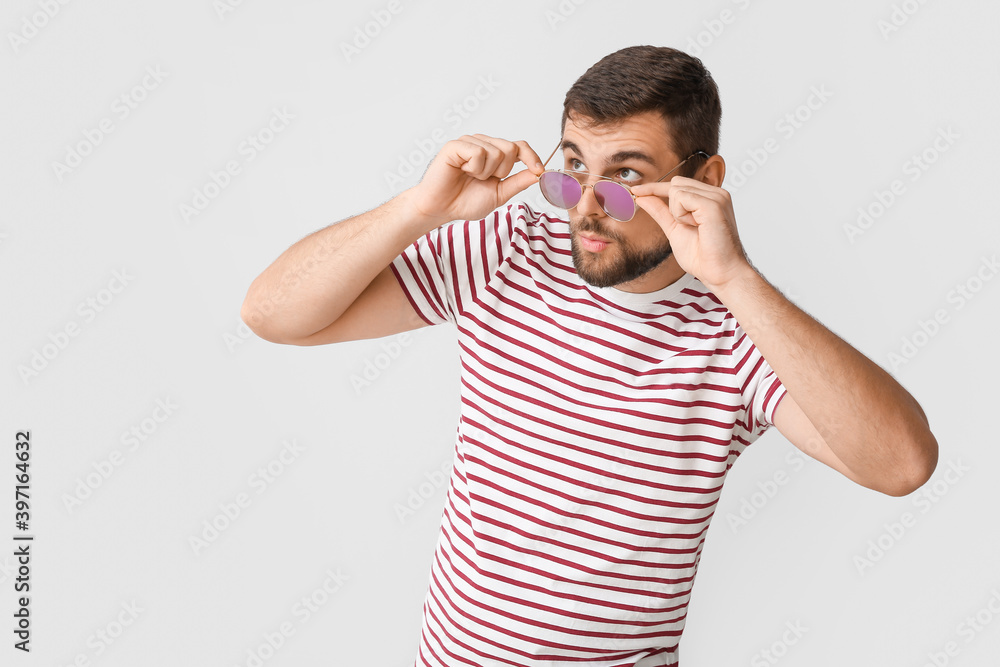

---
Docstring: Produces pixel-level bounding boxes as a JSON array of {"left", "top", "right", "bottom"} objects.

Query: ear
[{"left": 697, "top": 154, "right": 726, "bottom": 188}]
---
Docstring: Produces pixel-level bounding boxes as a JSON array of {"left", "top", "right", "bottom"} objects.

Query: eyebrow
[{"left": 560, "top": 140, "right": 659, "bottom": 169}]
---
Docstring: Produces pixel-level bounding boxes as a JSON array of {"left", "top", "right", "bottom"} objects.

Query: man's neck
[{"left": 611, "top": 255, "right": 686, "bottom": 293}]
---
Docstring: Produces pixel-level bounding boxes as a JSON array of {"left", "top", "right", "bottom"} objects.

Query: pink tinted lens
[
  {"left": 593, "top": 181, "right": 635, "bottom": 221},
  {"left": 539, "top": 172, "right": 582, "bottom": 209}
]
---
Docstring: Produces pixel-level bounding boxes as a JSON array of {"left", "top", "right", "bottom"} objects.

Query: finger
[
  {"left": 471, "top": 134, "right": 522, "bottom": 181},
  {"left": 634, "top": 193, "right": 663, "bottom": 214},
  {"left": 512, "top": 140, "right": 545, "bottom": 176},
  {"left": 635, "top": 195, "right": 687, "bottom": 246},
  {"left": 631, "top": 177, "right": 725, "bottom": 200},
  {"left": 634, "top": 194, "right": 676, "bottom": 228},
  {"left": 673, "top": 176, "right": 733, "bottom": 202},
  {"left": 497, "top": 167, "right": 543, "bottom": 204},
  {"left": 455, "top": 135, "right": 505, "bottom": 179},
  {"left": 666, "top": 188, "right": 718, "bottom": 224},
  {"left": 669, "top": 181, "right": 731, "bottom": 208},
  {"left": 629, "top": 178, "right": 729, "bottom": 224},
  {"left": 628, "top": 181, "right": 674, "bottom": 199},
  {"left": 660, "top": 175, "right": 706, "bottom": 190},
  {"left": 442, "top": 139, "right": 489, "bottom": 177}
]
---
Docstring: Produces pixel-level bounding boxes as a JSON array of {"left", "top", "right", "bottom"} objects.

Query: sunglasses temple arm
[
  {"left": 655, "top": 151, "right": 711, "bottom": 183},
  {"left": 655, "top": 157, "right": 691, "bottom": 183},
  {"left": 539, "top": 141, "right": 562, "bottom": 172}
]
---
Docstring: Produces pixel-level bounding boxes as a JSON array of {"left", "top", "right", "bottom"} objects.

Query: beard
[{"left": 569, "top": 220, "right": 673, "bottom": 288}]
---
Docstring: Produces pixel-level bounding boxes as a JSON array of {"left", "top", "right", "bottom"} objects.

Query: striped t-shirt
[{"left": 389, "top": 201, "right": 787, "bottom": 667}]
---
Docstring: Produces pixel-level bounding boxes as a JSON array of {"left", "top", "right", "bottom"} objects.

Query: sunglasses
[{"left": 536, "top": 140, "right": 710, "bottom": 222}]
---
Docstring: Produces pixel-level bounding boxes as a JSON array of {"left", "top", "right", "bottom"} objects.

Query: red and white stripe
[{"left": 390, "top": 202, "right": 787, "bottom": 666}]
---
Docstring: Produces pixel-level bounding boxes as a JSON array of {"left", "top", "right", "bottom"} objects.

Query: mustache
[{"left": 571, "top": 218, "right": 621, "bottom": 243}]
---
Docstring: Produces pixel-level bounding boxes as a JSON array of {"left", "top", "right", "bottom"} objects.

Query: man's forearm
[
  {"left": 713, "top": 264, "right": 938, "bottom": 494},
  {"left": 241, "top": 187, "right": 439, "bottom": 343}
]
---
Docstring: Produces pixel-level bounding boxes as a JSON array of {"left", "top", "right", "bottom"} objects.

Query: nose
[{"left": 574, "top": 183, "right": 605, "bottom": 219}]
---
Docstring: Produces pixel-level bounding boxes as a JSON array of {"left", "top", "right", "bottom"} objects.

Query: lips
[
  {"left": 579, "top": 233, "right": 612, "bottom": 252},
  {"left": 579, "top": 233, "right": 613, "bottom": 244}
]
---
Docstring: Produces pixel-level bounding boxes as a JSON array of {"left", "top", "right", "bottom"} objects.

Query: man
[{"left": 242, "top": 45, "right": 938, "bottom": 666}]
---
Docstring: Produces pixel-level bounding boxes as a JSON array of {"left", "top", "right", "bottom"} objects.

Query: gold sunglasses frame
[{"left": 536, "top": 140, "right": 711, "bottom": 222}]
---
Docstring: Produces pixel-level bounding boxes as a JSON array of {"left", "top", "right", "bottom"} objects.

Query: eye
[
  {"left": 617, "top": 167, "right": 642, "bottom": 183},
  {"left": 568, "top": 158, "right": 586, "bottom": 172}
]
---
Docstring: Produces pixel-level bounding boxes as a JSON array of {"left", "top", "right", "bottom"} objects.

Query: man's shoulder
[
  {"left": 438, "top": 200, "right": 566, "bottom": 246},
  {"left": 502, "top": 200, "right": 568, "bottom": 242},
  {"left": 501, "top": 199, "right": 566, "bottom": 226},
  {"left": 665, "top": 274, "right": 738, "bottom": 340}
]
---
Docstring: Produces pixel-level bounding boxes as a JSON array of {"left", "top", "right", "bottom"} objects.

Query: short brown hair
[{"left": 561, "top": 45, "right": 721, "bottom": 177}]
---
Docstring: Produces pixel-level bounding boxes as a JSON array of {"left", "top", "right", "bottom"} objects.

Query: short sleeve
[
  {"left": 731, "top": 323, "right": 789, "bottom": 440},
  {"left": 388, "top": 202, "right": 520, "bottom": 326}
]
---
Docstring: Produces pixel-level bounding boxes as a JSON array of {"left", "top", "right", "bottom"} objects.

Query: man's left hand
[{"left": 630, "top": 177, "right": 752, "bottom": 293}]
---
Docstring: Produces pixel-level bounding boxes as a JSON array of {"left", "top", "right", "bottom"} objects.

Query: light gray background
[{"left": 2, "top": 0, "right": 998, "bottom": 665}]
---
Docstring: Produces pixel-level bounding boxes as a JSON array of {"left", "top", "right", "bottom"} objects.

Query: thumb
[{"left": 496, "top": 168, "right": 541, "bottom": 205}]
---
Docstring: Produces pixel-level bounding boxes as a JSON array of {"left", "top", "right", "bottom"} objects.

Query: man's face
[{"left": 559, "top": 110, "right": 685, "bottom": 291}]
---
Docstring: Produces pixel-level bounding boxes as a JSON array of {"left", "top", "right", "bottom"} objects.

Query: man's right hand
[{"left": 408, "top": 134, "right": 546, "bottom": 227}]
